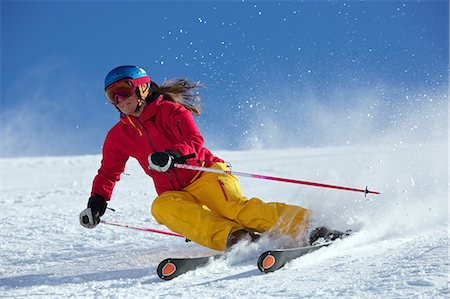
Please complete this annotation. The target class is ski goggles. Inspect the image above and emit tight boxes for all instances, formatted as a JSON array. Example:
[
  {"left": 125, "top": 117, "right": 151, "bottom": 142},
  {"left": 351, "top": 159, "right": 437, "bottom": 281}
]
[{"left": 105, "top": 77, "right": 149, "bottom": 105}]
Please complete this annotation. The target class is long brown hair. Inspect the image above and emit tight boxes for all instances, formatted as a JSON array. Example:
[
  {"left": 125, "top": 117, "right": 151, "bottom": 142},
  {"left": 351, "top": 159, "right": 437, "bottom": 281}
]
[{"left": 148, "top": 79, "right": 202, "bottom": 116}]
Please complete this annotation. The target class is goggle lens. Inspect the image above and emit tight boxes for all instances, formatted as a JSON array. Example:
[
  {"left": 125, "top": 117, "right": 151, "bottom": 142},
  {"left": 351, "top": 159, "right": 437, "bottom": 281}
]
[{"left": 105, "top": 80, "right": 135, "bottom": 105}]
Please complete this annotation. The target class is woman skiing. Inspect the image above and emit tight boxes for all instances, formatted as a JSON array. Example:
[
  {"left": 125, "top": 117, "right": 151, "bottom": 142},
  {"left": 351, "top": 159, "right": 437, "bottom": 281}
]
[{"left": 79, "top": 65, "right": 341, "bottom": 251}]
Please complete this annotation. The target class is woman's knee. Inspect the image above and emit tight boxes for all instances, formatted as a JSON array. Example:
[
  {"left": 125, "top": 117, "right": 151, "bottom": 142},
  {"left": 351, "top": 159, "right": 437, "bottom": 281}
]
[
  {"left": 151, "top": 196, "right": 164, "bottom": 218},
  {"left": 151, "top": 192, "right": 178, "bottom": 220},
  {"left": 151, "top": 191, "right": 196, "bottom": 220}
]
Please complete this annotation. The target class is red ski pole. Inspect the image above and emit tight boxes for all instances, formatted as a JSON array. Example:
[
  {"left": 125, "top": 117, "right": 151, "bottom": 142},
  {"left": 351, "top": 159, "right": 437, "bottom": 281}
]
[
  {"left": 174, "top": 163, "right": 380, "bottom": 196},
  {"left": 100, "top": 220, "right": 185, "bottom": 238}
]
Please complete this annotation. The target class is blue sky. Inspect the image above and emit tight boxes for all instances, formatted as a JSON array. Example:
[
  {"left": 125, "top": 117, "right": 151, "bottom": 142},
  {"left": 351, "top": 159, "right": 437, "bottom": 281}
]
[{"left": 1, "top": 0, "right": 448, "bottom": 157}]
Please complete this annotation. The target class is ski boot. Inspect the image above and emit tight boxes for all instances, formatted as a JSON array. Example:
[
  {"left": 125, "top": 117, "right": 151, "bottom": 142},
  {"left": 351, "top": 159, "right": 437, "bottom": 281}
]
[
  {"left": 226, "top": 229, "right": 261, "bottom": 250},
  {"left": 308, "top": 227, "right": 349, "bottom": 246}
]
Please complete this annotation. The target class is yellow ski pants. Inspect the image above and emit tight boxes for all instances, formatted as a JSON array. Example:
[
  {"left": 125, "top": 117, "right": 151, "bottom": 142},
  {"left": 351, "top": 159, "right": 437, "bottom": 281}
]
[{"left": 151, "top": 162, "right": 310, "bottom": 251}]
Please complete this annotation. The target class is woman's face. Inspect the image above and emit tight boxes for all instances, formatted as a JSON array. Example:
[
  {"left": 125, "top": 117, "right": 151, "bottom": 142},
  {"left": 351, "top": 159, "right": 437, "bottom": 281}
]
[{"left": 116, "top": 93, "right": 142, "bottom": 117}]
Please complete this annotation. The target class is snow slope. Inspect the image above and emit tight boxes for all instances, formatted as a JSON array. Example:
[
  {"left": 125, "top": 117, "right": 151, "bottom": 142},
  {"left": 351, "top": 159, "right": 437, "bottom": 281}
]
[{"left": 0, "top": 143, "right": 448, "bottom": 298}]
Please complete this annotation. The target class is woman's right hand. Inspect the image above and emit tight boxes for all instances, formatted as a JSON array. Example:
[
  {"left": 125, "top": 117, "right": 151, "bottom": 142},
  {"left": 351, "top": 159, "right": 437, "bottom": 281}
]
[{"left": 79, "top": 194, "right": 108, "bottom": 229}]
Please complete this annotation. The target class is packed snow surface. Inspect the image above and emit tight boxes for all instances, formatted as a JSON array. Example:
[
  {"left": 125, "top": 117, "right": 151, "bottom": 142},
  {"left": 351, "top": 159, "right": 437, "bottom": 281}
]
[{"left": 1, "top": 143, "right": 448, "bottom": 298}]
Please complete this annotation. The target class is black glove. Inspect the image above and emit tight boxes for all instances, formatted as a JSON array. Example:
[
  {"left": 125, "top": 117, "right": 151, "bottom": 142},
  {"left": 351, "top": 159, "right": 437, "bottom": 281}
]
[
  {"left": 79, "top": 194, "right": 108, "bottom": 229},
  {"left": 148, "top": 150, "right": 187, "bottom": 172}
]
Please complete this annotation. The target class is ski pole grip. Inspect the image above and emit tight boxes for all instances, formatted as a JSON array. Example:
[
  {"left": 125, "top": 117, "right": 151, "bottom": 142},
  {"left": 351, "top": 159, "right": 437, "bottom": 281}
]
[
  {"left": 174, "top": 153, "right": 196, "bottom": 164},
  {"left": 181, "top": 153, "right": 196, "bottom": 160}
]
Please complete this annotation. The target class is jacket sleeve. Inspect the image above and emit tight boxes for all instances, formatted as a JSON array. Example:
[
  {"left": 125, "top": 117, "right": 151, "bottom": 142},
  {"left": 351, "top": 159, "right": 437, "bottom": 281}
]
[
  {"left": 166, "top": 105, "right": 205, "bottom": 158},
  {"left": 91, "top": 128, "right": 129, "bottom": 200}
]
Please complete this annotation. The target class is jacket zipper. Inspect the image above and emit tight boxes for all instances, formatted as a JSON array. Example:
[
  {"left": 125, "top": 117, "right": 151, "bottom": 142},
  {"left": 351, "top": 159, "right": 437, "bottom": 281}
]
[
  {"left": 137, "top": 119, "right": 156, "bottom": 152},
  {"left": 166, "top": 171, "right": 176, "bottom": 190},
  {"left": 176, "top": 120, "right": 183, "bottom": 136},
  {"left": 138, "top": 119, "right": 176, "bottom": 190},
  {"left": 172, "top": 168, "right": 184, "bottom": 188}
]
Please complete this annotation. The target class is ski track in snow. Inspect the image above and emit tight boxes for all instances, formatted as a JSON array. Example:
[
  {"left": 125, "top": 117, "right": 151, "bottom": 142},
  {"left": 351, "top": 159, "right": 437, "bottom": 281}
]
[{"left": 0, "top": 143, "right": 448, "bottom": 298}]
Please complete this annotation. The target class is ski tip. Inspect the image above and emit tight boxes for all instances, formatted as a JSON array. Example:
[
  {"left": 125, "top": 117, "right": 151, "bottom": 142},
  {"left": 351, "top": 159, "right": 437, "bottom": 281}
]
[
  {"left": 157, "top": 259, "right": 177, "bottom": 280},
  {"left": 261, "top": 254, "right": 276, "bottom": 270},
  {"left": 162, "top": 261, "right": 177, "bottom": 277},
  {"left": 257, "top": 251, "right": 278, "bottom": 273}
]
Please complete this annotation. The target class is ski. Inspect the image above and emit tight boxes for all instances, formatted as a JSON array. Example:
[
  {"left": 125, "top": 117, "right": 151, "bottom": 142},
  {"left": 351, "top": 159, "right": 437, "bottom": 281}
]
[
  {"left": 158, "top": 231, "right": 352, "bottom": 279},
  {"left": 257, "top": 242, "right": 332, "bottom": 273},
  {"left": 157, "top": 254, "right": 222, "bottom": 280},
  {"left": 258, "top": 228, "right": 353, "bottom": 273}
]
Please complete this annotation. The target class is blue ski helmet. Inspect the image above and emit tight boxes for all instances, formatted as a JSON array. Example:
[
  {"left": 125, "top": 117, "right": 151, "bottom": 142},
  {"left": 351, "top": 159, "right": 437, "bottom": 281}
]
[{"left": 104, "top": 65, "right": 150, "bottom": 90}]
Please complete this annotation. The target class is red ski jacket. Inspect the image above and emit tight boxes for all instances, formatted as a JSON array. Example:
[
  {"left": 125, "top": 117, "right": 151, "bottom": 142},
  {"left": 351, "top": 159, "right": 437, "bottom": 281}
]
[{"left": 91, "top": 95, "right": 223, "bottom": 199}]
